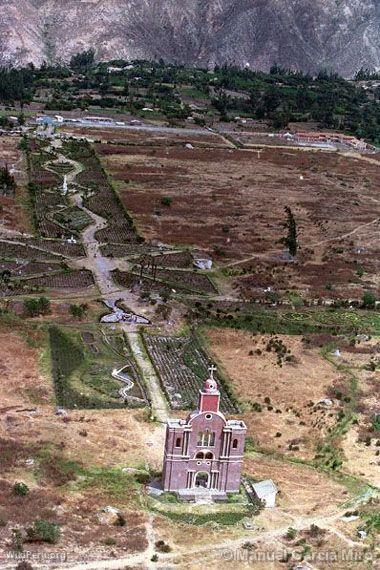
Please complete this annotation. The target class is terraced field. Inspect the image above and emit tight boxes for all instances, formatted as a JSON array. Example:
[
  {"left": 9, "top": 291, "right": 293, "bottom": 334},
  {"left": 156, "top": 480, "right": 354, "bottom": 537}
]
[{"left": 143, "top": 334, "right": 239, "bottom": 412}]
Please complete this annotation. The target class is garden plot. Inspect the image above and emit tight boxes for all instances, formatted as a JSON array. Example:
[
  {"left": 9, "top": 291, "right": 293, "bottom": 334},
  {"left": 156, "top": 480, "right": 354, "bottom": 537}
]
[
  {"left": 112, "top": 269, "right": 174, "bottom": 296},
  {"left": 34, "top": 186, "right": 73, "bottom": 238},
  {"left": 0, "top": 259, "right": 62, "bottom": 277},
  {"left": 53, "top": 205, "right": 93, "bottom": 232},
  {"left": 47, "top": 160, "right": 75, "bottom": 176},
  {"left": 112, "top": 267, "right": 215, "bottom": 296},
  {"left": 100, "top": 242, "right": 160, "bottom": 258},
  {"left": 0, "top": 240, "right": 58, "bottom": 261},
  {"left": 22, "top": 237, "right": 85, "bottom": 258},
  {"left": 155, "top": 251, "right": 194, "bottom": 268},
  {"left": 0, "top": 269, "right": 95, "bottom": 297},
  {"left": 25, "top": 269, "right": 94, "bottom": 290},
  {"left": 135, "top": 265, "right": 217, "bottom": 294},
  {"left": 50, "top": 326, "right": 147, "bottom": 409},
  {"left": 64, "top": 140, "right": 139, "bottom": 245},
  {"left": 99, "top": 142, "right": 380, "bottom": 300},
  {"left": 143, "top": 334, "right": 239, "bottom": 412},
  {"left": 0, "top": 238, "right": 85, "bottom": 261}
]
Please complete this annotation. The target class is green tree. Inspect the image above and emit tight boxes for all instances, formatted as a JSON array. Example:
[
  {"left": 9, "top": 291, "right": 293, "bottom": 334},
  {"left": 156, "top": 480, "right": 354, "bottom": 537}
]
[
  {"left": 13, "top": 482, "right": 29, "bottom": 496},
  {"left": 362, "top": 291, "right": 376, "bottom": 309},
  {"left": 23, "top": 297, "right": 51, "bottom": 317},
  {"left": 69, "top": 303, "right": 88, "bottom": 319},
  {"left": 26, "top": 520, "right": 60, "bottom": 544},
  {"left": 70, "top": 49, "right": 95, "bottom": 73},
  {"left": 279, "top": 206, "right": 298, "bottom": 257}
]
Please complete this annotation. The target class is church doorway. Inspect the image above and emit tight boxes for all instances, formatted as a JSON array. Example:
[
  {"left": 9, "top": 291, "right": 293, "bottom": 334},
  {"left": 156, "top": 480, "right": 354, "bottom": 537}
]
[{"left": 195, "top": 472, "right": 209, "bottom": 489}]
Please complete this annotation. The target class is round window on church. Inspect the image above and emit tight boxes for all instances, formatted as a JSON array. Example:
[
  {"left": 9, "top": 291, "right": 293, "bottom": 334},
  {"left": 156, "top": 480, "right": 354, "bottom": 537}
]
[
  {"left": 205, "top": 413, "right": 212, "bottom": 420},
  {"left": 206, "top": 461, "right": 211, "bottom": 466},
  {"left": 197, "top": 461, "right": 202, "bottom": 466}
]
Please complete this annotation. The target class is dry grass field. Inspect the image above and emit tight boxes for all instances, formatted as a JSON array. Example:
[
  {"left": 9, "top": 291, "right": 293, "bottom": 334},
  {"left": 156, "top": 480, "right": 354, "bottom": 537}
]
[
  {"left": 0, "top": 136, "right": 30, "bottom": 233},
  {"left": 0, "top": 322, "right": 160, "bottom": 565},
  {"left": 98, "top": 140, "right": 380, "bottom": 299},
  {"left": 205, "top": 327, "right": 380, "bottom": 486},
  {"left": 205, "top": 328, "right": 343, "bottom": 460},
  {"left": 61, "top": 125, "right": 230, "bottom": 147}
]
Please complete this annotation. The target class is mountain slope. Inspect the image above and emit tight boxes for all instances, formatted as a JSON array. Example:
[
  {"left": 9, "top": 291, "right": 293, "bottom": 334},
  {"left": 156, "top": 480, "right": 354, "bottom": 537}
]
[{"left": 0, "top": 0, "right": 379, "bottom": 76}]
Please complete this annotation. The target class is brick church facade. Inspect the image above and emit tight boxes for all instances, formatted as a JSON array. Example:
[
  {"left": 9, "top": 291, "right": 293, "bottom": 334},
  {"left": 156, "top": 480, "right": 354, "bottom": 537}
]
[{"left": 162, "top": 368, "right": 247, "bottom": 499}]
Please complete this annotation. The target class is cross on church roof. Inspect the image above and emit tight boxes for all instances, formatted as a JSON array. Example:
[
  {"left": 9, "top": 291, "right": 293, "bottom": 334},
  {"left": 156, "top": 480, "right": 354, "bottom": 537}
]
[{"left": 208, "top": 364, "right": 217, "bottom": 380}]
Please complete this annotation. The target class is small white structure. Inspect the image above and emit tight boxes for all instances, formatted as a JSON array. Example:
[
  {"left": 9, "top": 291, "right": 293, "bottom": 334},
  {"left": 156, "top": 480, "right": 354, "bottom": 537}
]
[
  {"left": 318, "top": 398, "right": 334, "bottom": 407},
  {"left": 251, "top": 479, "right": 278, "bottom": 508},
  {"left": 67, "top": 235, "right": 77, "bottom": 245},
  {"left": 62, "top": 175, "right": 68, "bottom": 196},
  {"left": 193, "top": 255, "right": 213, "bottom": 270}
]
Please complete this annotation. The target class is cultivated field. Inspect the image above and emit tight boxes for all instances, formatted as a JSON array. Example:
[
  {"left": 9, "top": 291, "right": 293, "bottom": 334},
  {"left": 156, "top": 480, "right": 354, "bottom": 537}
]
[
  {"left": 98, "top": 141, "right": 380, "bottom": 300},
  {"left": 0, "top": 136, "right": 30, "bottom": 232},
  {"left": 60, "top": 125, "right": 230, "bottom": 147}
]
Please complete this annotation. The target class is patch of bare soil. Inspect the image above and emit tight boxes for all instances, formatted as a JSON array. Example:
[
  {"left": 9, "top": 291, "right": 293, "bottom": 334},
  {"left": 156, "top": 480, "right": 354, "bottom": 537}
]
[
  {"left": 0, "top": 325, "right": 162, "bottom": 565},
  {"left": 98, "top": 143, "right": 380, "bottom": 299},
  {"left": 205, "top": 328, "right": 344, "bottom": 460},
  {"left": 61, "top": 125, "right": 228, "bottom": 147},
  {"left": 0, "top": 136, "right": 31, "bottom": 233},
  {"left": 246, "top": 453, "right": 349, "bottom": 517}
]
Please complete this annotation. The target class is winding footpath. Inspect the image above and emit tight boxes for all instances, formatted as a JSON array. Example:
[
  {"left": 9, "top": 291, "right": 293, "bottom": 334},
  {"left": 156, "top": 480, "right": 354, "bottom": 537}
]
[{"left": 55, "top": 147, "right": 169, "bottom": 422}]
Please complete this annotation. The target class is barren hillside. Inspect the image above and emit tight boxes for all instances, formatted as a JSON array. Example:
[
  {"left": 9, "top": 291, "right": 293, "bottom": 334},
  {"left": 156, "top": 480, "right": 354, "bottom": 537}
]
[{"left": 0, "top": 0, "right": 379, "bottom": 75}]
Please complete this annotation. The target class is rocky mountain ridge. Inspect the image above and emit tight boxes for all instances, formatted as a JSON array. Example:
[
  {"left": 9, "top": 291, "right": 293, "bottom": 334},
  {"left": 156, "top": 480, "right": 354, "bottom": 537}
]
[{"left": 0, "top": 0, "right": 379, "bottom": 76}]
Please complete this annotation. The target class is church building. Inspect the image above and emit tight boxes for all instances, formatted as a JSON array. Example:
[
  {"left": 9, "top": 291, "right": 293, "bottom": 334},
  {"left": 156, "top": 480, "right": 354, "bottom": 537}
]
[{"left": 162, "top": 367, "right": 247, "bottom": 500}]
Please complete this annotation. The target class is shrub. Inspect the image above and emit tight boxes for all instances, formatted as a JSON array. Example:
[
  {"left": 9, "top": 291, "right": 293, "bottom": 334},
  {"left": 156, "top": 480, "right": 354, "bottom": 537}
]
[
  {"left": 103, "top": 537, "right": 117, "bottom": 546},
  {"left": 16, "top": 563, "right": 34, "bottom": 570},
  {"left": 372, "top": 415, "right": 380, "bottom": 432},
  {"left": 11, "top": 529, "right": 24, "bottom": 552},
  {"left": 13, "top": 482, "right": 29, "bottom": 497},
  {"left": 155, "top": 540, "right": 171, "bottom": 553},
  {"left": 134, "top": 472, "right": 150, "bottom": 485},
  {"left": 285, "top": 527, "right": 297, "bottom": 540},
  {"left": 116, "top": 513, "right": 126, "bottom": 527},
  {"left": 160, "top": 196, "right": 172, "bottom": 207},
  {"left": 26, "top": 520, "right": 60, "bottom": 544},
  {"left": 362, "top": 291, "right": 376, "bottom": 309},
  {"left": 69, "top": 303, "right": 88, "bottom": 319},
  {"left": 23, "top": 297, "right": 51, "bottom": 317}
]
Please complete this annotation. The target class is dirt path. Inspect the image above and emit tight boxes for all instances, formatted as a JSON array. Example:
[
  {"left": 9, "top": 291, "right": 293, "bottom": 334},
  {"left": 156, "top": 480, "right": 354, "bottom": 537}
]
[
  {"left": 125, "top": 331, "right": 169, "bottom": 423},
  {"left": 47, "top": 146, "right": 171, "bottom": 425}
]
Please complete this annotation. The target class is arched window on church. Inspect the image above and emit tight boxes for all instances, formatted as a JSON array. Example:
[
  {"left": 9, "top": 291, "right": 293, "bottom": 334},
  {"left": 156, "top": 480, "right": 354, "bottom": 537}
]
[
  {"left": 232, "top": 438, "right": 238, "bottom": 449},
  {"left": 197, "top": 430, "right": 216, "bottom": 447},
  {"left": 175, "top": 437, "right": 182, "bottom": 448},
  {"left": 195, "top": 451, "right": 204, "bottom": 459},
  {"left": 205, "top": 451, "right": 213, "bottom": 460}
]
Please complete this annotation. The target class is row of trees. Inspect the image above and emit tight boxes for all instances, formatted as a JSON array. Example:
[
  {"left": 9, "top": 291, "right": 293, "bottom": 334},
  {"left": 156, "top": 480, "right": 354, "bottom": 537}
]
[{"left": 0, "top": 54, "right": 379, "bottom": 140}]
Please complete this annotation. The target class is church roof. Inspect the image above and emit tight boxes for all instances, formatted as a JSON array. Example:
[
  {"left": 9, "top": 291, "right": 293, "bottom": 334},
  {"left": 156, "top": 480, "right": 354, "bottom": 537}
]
[
  {"left": 251, "top": 479, "right": 278, "bottom": 498},
  {"left": 226, "top": 419, "right": 247, "bottom": 430},
  {"left": 167, "top": 418, "right": 186, "bottom": 428}
]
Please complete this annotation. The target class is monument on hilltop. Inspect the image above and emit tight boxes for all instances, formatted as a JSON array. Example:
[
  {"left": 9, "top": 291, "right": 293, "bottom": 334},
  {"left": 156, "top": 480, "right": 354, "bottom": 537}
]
[{"left": 162, "top": 366, "right": 247, "bottom": 500}]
